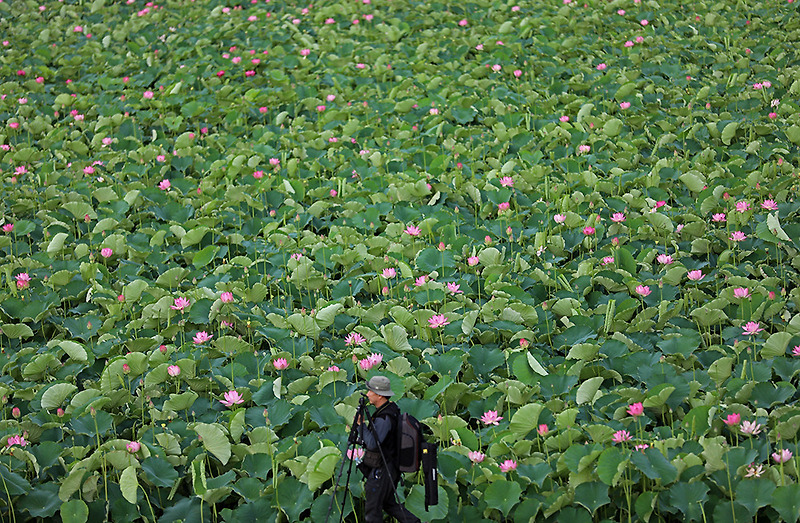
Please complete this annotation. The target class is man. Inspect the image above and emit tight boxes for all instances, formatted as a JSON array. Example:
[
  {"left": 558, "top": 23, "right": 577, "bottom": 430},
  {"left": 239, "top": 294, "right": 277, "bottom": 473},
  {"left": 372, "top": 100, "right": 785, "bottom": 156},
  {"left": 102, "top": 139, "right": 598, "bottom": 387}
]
[{"left": 356, "top": 376, "right": 421, "bottom": 523}]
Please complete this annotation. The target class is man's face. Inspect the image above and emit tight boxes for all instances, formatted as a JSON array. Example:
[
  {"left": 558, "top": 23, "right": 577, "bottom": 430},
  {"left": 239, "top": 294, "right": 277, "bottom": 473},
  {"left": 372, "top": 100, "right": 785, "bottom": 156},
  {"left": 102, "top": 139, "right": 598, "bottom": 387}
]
[{"left": 366, "top": 390, "right": 383, "bottom": 406}]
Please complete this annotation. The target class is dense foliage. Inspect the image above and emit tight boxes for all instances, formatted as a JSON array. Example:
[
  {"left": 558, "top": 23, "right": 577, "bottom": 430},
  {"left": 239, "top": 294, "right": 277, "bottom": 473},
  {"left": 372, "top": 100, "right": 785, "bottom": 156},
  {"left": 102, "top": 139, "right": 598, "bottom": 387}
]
[{"left": 1, "top": 0, "right": 800, "bottom": 521}]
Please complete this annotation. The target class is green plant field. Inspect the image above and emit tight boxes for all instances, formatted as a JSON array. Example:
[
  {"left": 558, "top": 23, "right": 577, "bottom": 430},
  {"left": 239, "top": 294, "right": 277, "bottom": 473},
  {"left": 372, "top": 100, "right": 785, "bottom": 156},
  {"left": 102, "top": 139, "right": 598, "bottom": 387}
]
[{"left": 1, "top": 0, "right": 800, "bottom": 521}]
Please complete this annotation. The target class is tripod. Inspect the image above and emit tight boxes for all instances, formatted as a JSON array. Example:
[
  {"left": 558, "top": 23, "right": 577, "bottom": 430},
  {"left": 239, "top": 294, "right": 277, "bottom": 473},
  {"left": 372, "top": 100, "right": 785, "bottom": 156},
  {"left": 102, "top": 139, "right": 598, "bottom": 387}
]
[{"left": 325, "top": 394, "right": 407, "bottom": 523}]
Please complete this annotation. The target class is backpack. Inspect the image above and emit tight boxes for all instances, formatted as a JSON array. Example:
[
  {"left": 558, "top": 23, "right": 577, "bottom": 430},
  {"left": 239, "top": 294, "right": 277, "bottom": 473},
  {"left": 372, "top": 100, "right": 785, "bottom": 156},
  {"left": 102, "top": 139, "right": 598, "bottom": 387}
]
[
  {"left": 397, "top": 411, "right": 439, "bottom": 509},
  {"left": 396, "top": 412, "right": 423, "bottom": 472}
]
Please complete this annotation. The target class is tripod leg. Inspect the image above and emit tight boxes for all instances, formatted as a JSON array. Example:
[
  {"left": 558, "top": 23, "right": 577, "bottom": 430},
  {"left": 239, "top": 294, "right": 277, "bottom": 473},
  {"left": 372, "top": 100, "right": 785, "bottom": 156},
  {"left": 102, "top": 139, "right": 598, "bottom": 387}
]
[
  {"left": 325, "top": 440, "right": 356, "bottom": 523},
  {"left": 326, "top": 402, "right": 366, "bottom": 523},
  {"left": 338, "top": 446, "right": 357, "bottom": 523}
]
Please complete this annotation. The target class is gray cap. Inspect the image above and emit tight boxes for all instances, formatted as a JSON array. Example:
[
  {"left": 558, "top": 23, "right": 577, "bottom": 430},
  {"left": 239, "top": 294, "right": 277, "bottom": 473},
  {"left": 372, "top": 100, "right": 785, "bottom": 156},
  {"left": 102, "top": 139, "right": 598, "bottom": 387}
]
[{"left": 366, "top": 376, "right": 394, "bottom": 397}]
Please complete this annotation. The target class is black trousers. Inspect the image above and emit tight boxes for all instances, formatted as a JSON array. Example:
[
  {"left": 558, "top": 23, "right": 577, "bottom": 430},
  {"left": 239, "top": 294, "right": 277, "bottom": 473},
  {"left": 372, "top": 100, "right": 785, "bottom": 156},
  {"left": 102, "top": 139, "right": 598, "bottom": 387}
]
[{"left": 363, "top": 466, "right": 421, "bottom": 523}]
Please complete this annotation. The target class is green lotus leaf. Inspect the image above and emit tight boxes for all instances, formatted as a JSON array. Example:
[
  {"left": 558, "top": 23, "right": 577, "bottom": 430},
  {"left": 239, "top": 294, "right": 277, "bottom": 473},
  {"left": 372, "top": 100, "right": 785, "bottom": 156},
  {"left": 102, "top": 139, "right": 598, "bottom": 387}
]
[
  {"left": 1, "top": 323, "right": 34, "bottom": 339},
  {"left": 508, "top": 403, "right": 545, "bottom": 439},
  {"left": 60, "top": 499, "right": 89, "bottom": 523},
  {"left": 119, "top": 466, "right": 139, "bottom": 504},
  {"left": 193, "top": 423, "right": 231, "bottom": 465},
  {"left": 41, "top": 383, "right": 78, "bottom": 410},
  {"left": 483, "top": 479, "right": 522, "bottom": 517},
  {"left": 300, "top": 446, "right": 340, "bottom": 491}
]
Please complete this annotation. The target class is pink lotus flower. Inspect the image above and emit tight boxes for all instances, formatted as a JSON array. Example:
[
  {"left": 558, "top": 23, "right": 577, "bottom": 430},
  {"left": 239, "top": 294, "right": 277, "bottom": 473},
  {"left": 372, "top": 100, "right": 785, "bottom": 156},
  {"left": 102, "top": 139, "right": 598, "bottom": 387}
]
[
  {"left": 347, "top": 448, "right": 365, "bottom": 460},
  {"left": 723, "top": 413, "right": 741, "bottom": 426},
  {"left": 359, "top": 353, "right": 382, "bottom": 370},
  {"left": 381, "top": 267, "right": 396, "bottom": 279},
  {"left": 428, "top": 314, "right": 450, "bottom": 329},
  {"left": 656, "top": 254, "right": 673, "bottom": 265},
  {"left": 158, "top": 179, "right": 171, "bottom": 190},
  {"left": 733, "top": 287, "right": 750, "bottom": 299},
  {"left": 730, "top": 231, "right": 747, "bottom": 242},
  {"left": 596, "top": 63, "right": 607, "bottom": 70},
  {"left": 345, "top": 332, "right": 366, "bottom": 346},
  {"left": 640, "top": 19, "right": 649, "bottom": 25},
  {"left": 220, "top": 292, "right": 234, "bottom": 303},
  {"left": 619, "top": 101, "right": 631, "bottom": 109},
  {"left": 328, "top": 365, "right": 340, "bottom": 372},
  {"left": 744, "top": 463, "right": 764, "bottom": 478},
  {"left": 166, "top": 298, "right": 190, "bottom": 314},
  {"left": 480, "top": 410, "right": 503, "bottom": 426},
  {"left": 498, "top": 202, "right": 510, "bottom": 212},
  {"left": 626, "top": 402, "right": 644, "bottom": 417},
  {"left": 635, "top": 285, "right": 651, "bottom": 297},
  {"left": 712, "top": 213, "right": 726, "bottom": 222},
  {"left": 537, "top": 424, "right": 549, "bottom": 436},
  {"left": 742, "top": 322, "right": 763, "bottom": 335},
  {"left": 793, "top": 345, "right": 800, "bottom": 357},
  {"left": 740, "top": 420, "right": 762, "bottom": 435},
  {"left": 553, "top": 214, "right": 566, "bottom": 224},
  {"left": 193, "top": 331, "right": 212, "bottom": 344},
  {"left": 15, "top": 273, "right": 31, "bottom": 289},
  {"left": 735, "top": 201, "right": 751, "bottom": 213},
  {"left": 467, "top": 256, "right": 480, "bottom": 266},
  {"left": 610, "top": 212, "right": 626, "bottom": 223},
  {"left": 624, "top": 40, "right": 634, "bottom": 48},
  {"left": 468, "top": 451, "right": 485, "bottom": 463},
  {"left": 2, "top": 223, "right": 13, "bottom": 233},
  {"left": 601, "top": 256, "right": 614, "bottom": 265},
  {"left": 499, "top": 176, "right": 514, "bottom": 187},
  {"left": 772, "top": 449, "right": 792, "bottom": 464},
  {"left": 612, "top": 430, "right": 632, "bottom": 443},
  {"left": 143, "top": 90, "right": 154, "bottom": 99},
  {"left": 578, "top": 144, "right": 591, "bottom": 154},
  {"left": 687, "top": 270, "right": 703, "bottom": 281},
  {"left": 100, "top": 248, "right": 113, "bottom": 258},
  {"left": 499, "top": 459, "right": 517, "bottom": 473},
  {"left": 761, "top": 199, "right": 778, "bottom": 211},
  {"left": 273, "top": 358, "right": 288, "bottom": 370},
  {"left": 269, "top": 158, "right": 280, "bottom": 167},
  {"left": 404, "top": 225, "right": 420, "bottom": 236},
  {"left": 126, "top": 441, "right": 141, "bottom": 453},
  {"left": 253, "top": 170, "right": 264, "bottom": 179},
  {"left": 167, "top": 365, "right": 181, "bottom": 377},
  {"left": 221, "top": 390, "right": 244, "bottom": 408},
  {"left": 559, "top": 115, "right": 570, "bottom": 122},
  {"left": 6, "top": 435, "right": 27, "bottom": 448},
  {"left": 447, "top": 282, "right": 463, "bottom": 294},
  {"left": 414, "top": 275, "right": 427, "bottom": 286},
  {"left": 582, "top": 226, "right": 595, "bottom": 236}
]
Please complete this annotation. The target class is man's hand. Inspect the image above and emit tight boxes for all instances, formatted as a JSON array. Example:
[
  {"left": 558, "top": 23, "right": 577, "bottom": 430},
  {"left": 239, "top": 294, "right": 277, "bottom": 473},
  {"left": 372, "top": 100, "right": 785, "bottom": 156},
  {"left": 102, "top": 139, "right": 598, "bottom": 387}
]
[{"left": 355, "top": 413, "right": 363, "bottom": 425}]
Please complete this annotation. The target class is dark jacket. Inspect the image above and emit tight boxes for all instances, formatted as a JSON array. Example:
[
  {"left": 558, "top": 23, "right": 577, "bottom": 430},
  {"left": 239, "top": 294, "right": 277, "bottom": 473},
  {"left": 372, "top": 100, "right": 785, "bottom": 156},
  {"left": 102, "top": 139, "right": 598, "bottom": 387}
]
[{"left": 359, "top": 401, "right": 400, "bottom": 468}]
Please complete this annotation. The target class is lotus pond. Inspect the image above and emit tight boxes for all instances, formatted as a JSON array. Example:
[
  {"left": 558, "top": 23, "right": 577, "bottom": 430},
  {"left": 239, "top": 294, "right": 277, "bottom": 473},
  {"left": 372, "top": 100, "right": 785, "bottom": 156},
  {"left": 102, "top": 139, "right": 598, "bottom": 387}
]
[{"left": 1, "top": 0, "right": 800, "bottom": 521}]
